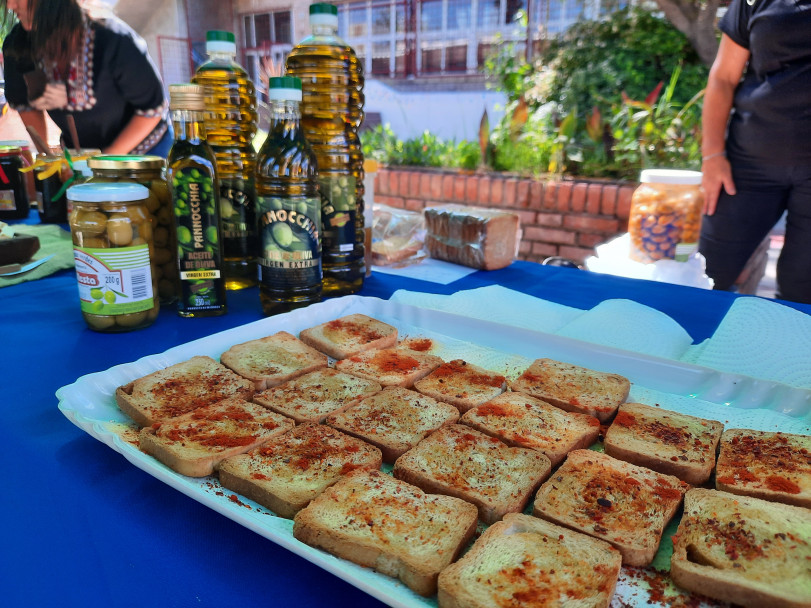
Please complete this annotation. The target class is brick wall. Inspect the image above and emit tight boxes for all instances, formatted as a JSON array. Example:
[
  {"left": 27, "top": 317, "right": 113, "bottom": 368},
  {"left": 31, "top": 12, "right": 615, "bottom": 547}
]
[{"left": 373, "top": 166, "right": 768, "bottom": 294}]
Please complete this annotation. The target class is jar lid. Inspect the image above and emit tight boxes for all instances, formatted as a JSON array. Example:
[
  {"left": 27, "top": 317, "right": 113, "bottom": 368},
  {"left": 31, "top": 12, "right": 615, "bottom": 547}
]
[
  {"left": 0, "top": 145, "right": 22, "bottom": 155},
  {"left": 88, "top": 155, "right": 166, "bottom": 170},
  {"left": 310, "top": 2, "right": 338, "bottom": 27},
  {"left": 169, "top": 84, "right": 206, "bottom": 111},
  {"left": 268, "top": 76, "right": 303, "bottom": 101},
  {"left": 67, "top": 183, "right": 149, "bottom": 203},
  {"left": 206, "top": 30, "right": 236, "bottom": 54},
  {"left": 639, "top": 169, "right": 702, "bottom": 185}
]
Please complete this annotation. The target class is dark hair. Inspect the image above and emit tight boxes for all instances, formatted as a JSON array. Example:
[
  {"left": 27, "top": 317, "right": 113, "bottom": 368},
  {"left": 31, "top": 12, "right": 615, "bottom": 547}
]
[{"left": 2, "top": 0, "right": 83, "bottom": 62}]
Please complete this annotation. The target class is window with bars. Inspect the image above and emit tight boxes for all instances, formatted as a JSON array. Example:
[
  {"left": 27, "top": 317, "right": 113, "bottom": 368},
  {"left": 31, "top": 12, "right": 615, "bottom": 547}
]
[{"left": 242, "top": 10, "right": 293, "bottom": 48}]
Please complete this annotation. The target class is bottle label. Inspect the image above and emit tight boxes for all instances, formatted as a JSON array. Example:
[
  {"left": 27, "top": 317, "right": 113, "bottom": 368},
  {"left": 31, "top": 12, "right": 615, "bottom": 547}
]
[
  {"left": 219, "top": 179, "right": 256, "bottom": 244},
  {"left": 172, "top": 167, "right": 226, "bottom": 311},
  {"left": 74, "top": 245, "right": 154, "bottom": 315},
  {"left": 319, "top": 176, "right": 357, "bottom": 253},
  {"left": 0, "top": 190, "right": 16, "bottom": 210},
  {"left": 257, "top": 196, "right": 321, "bottom": 287}
]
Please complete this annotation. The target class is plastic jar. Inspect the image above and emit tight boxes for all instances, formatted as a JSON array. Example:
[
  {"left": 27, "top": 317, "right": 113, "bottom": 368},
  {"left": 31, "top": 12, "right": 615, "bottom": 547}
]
[
  {"left": 0, "top": 145, "right": 31, "bottom": 220},
  {"left": 628, "top": 169, "right": 704, "bottom": 263},
  {"left": 68, "top": 183, "right": 160, "bottom": 332},
  {"left": 88, "top": 155, "right": 178, "bottom": 303}
]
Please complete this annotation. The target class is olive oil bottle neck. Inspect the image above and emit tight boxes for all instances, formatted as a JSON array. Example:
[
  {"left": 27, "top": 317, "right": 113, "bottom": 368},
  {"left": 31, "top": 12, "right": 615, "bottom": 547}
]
[
  {"left": 312, "top": 23, "right": 338, "bottom": 36},
  {"left": 269, "top": 100, "right": 302, "bottom": 136},
  {"left": 171, "top": 109, "right": 208, "bottom": 143}
]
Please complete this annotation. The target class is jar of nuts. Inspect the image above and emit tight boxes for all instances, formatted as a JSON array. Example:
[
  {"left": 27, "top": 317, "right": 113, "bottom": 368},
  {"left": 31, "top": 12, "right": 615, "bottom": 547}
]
[
  {"left": 628, "top": 169, "right": 704, "bottom": 263},
  {"left": 87, "top": 155, "right": 177, "bottom": 303},
  {"left": 68, "top": 183, "right": 160, "bottom": 332}
]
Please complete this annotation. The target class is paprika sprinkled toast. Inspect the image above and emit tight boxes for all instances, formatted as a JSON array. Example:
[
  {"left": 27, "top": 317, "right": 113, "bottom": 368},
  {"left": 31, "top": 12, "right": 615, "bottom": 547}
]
[
  {"left": 218, "top": 423, "right": 382, "bottom": 518},
  {"left": 298, "top": 313, "right": 398, "bottom": 359},
  {"left": 325, "top": 386, "right": 460, "bottom": 463},
  {"left": 460, "top": 391, "right": 601, "bottom": 466},
  {"left": 393, "top": 424, "right": 551, "bottom": 524},
  {"left": 604, "top": 402, "right": 724, "bottom": 485},
  {"left": 335, "top": 346, "right": 444, "bottom": 387},
  {"left": 670, "top": 488, "right": 811, "bottom": 608},
  {"left": 138, "top": 397, "right": 293, "bottom": 477},
  {"left": 252, "top": 367, "right": 382, "bottom": 424},
  {"left": 413, "top": 359, "right": 507, "bottom": 413},
  {"left": 511, "top": 358, "right": 630, "bottom": 422},
  {"left": 437, "top": 513, "right": 622, "bottom": 608},
  {"left": 115, "top": 356, "right": 255, "bottom": 427},
  {"left": 293, "top": 469, "right": 479, "bottom": 597},
  {"left": 715, "top": 428, "right": 811, "bottom": 509},
  {"left": 219, "top": 330, "right": 328, "bottom": 391},
  {"left": 532, "top": 449, "right": 689, "bottom": 566}
]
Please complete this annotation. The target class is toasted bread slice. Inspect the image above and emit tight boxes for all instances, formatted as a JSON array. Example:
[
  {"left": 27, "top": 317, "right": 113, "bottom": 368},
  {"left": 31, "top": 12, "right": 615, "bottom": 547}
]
[
  {"left": 115, "top": 356, "right": 255, "bottom": 427},
  {"left": 715, "top": 428, "right": 811, "bottom": 509},
  {"left": 438, "top": 513, "right": 622, "bottom": 608},
  {"left": 252, "top": 367, "right": 382, "bottom": 424},
  {"left": 218, "top": 423, "right": 382, "bottom": 518},
  {"left": 604, "top": 402, "right": 723, "bottom": 485},
  {"left": 298, "top": 313, "right": 398, "bottom": 359},
  {"left": 219, "top": 331, "right": 328, "bottom": 391},
  {"left": 413, "top": 359, "right": 507, "bottom": 413},
  {"left": 293, "top": 469, "right": 478, "bottom": 597},
  {"left": 533, "top": 449, "right": 689, "bottom": 566},
  {"left": 671, "top": 488, "right": 811, "bottom": 608},
  {"left": 335, "top": 346, "right": 444, "bottom": 388},
  {"left": 460, "top": 391, "right": 601, "bottom": 466},
  {"left": 510, "top": 358, "right": 630, "bottom": 422},
  {"left": 393, "top": 424, "right": 551, "bottom": 524},
  {"left": 138, "top": 397, "right": 293, "bottom": 477},
  {"left": 325, "top": 386, "right": 460, "bottom": 462}
]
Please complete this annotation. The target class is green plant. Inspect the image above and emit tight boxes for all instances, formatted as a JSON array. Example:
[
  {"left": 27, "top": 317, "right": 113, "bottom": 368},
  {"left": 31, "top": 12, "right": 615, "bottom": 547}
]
[{"left": 360, "top": 125, "right": 480, "bottom": 171}]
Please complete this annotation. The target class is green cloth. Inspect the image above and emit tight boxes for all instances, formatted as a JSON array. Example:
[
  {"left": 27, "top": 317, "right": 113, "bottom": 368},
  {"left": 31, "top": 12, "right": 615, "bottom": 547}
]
[{"left": 0, "top": 224, "right": 75, "bottom": 287}]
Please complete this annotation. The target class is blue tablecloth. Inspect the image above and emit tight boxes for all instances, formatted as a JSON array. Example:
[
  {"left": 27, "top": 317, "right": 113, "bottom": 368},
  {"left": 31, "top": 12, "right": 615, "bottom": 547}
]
[{"left": 3, "top": 237, "right": 810, "bottom": 607}]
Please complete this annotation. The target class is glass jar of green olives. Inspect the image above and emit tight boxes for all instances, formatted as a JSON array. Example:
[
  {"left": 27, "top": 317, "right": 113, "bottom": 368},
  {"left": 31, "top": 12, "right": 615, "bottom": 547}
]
[
  {"left": 68, "top": 183, "right": 160, "bottom": 333},
  {"left": 87, "top": 155, "right": 178, "bottom": 303}
]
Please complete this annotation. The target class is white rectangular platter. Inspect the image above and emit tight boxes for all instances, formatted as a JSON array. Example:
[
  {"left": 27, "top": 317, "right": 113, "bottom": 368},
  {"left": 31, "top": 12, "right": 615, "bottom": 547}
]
[{"left": 57, "top": 295, "right": 811, "bottom": 608}]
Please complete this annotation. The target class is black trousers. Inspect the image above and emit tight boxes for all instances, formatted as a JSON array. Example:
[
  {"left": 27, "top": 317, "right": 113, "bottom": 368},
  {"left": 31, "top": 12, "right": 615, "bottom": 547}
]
[{"left": 699, "top": 157, "right": 811, "bottom": 304}]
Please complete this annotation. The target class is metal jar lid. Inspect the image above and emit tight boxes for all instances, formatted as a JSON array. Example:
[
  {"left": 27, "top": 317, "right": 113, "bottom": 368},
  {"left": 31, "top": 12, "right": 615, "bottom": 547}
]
[{"left": 88, "top": 155, "right": 166, "bottom": 171}]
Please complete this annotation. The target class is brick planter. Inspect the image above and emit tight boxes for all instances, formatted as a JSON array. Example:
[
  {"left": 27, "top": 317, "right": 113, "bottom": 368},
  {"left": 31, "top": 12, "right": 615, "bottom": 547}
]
[{"left": 373, "top": 166, "right": 768, "bottom": 294}]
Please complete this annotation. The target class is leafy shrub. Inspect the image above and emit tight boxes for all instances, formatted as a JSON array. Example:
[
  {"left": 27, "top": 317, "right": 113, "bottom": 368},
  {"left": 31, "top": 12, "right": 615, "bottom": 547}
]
[{"left": 361, "top": 125, "right": 480, "bottom": 171}]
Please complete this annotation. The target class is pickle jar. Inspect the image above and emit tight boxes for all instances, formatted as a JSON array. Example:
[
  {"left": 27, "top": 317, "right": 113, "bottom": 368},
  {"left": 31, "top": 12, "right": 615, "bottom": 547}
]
[
  {"left": 87, "top": 155, "right": 178, "bottom": 303},
  {"left": 628, "top": 169, "right": 704, "bottom": 263},
  {"left": 68, "top": 183, "right": 160, "bottom": 333}
]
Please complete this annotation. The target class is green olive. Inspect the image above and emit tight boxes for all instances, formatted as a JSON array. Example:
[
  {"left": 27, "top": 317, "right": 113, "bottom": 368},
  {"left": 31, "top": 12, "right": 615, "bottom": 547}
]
[
  {"left": 79, "top": 235, "right": 108, "bottom": 248},
  {"left": 153, "top": 226, "right": 169, "bottom": 247},
  {"left": 115, "top": 310, "right": 148, "bottom": 328},
  {"left": 90, "top": 288, "right": 103, "bottom": 300},
  {"left": 296, "top": 201, "right": 309, "bottom": 215},
  {"left": 144, "top": 191, "right": 161, "bottom": 213},
  {"left": 177, "top": 225, "right": 192, "bottom": 244},
  {"left": 83, "top": 312, "right": 116, "bottom": 330},
  {"left": 271, "top": 222, "right": 294, "bottom": 247},
  {"left": 107, "top": 214, "right": 133, "bottom": 246},
  {"left": 72, "top": 210, "right": 107, "bottom": 235},
  {"left": 152, "top": 247, "right": 172, "bottom": 265},
  {"left": 104, "top": 291, "right": 116, "bottom": 304},
  {"left": 220, "top": 198, "right": 235, "bottom": 218},
  {"left": 205, "top": 226, "right": 218, "bottom": 244},
  {"left": 91, "top": 300, "right": 105, "bottom": 313},
  {"left": 158, "top": 279, "right": 176, "bottom": 300},
  {"left": 146, "top": 302, "right": 160, "bottom": 321},
  {"left": 162, "top": 261, "right": 176, "bottom": 277},
  {"left": 267, "top": 197, "right": 283, "bottom": 211},
  {"left": 136, "top": 220, "right": 153, "bottom": 242},
  {"left": 156, "top": 206, "right": 173, "bottom": 226}
]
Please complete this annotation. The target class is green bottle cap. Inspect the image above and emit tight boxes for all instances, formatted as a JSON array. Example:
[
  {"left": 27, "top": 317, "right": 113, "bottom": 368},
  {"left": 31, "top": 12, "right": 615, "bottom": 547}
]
[
  {"left": 206, "top": 30, "right": 235, "bottom": 43},
  {"left": 206, "top": 30, "right": 236, "bottom": 54},
  {"left": 268, "top": 77, "right": 303, "bottom": 102},
  {"left": 309, "top": 3, "right": 338, "bottom": 16}
]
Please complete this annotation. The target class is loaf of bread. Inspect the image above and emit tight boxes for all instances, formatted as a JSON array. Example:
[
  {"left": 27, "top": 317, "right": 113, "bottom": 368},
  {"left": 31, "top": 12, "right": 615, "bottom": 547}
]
[
  {"left": 393, "top": 424, "right": 551, "bottom": 524},
  {"left": 671, "top": 488, "right": 811, "bottom": 608},
  {"left": 293, "top": 469, "right": 479, "bottom": 597},
  {"left": 437, "top": 513, "right": 622, "bottom": 608},
  {"left": 423, "top": 204, "right": 519, "bottom": 270}
]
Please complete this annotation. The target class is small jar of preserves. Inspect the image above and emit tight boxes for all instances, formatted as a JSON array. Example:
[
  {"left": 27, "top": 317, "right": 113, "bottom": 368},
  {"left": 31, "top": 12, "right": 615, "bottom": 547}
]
[
  {"left": 35, "top": 154, "right": 68, "bottom": 223},
  {"left": 628, "top": 169, "right": 704, "bottom": 263},
  {"left": 68, "top": 183, "right": 160, "bottom": 332},
  {"left": 0, "top": 145, "right": 31, "bottom": 220},
  {"left": 88, "top": 155, "right": 178, "bottom": 303}
]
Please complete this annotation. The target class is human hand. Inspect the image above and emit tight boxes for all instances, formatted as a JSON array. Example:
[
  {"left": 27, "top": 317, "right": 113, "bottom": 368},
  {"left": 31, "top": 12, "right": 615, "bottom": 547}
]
[
  {"left": 701, "top": 155, "right": 736, "bottom": 216},
  {"left": 29, "top": 83, "right": 68, "bottom": 111}
]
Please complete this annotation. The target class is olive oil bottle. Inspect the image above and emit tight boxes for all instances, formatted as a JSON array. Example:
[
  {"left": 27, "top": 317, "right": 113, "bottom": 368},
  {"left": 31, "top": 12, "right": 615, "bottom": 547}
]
[
  {"left": 285, "top": 2, "right": 365, "bottom": 296},
  {"left": 193, "top": 30, "right": 258, "bottom": 291},
  {"left": 255, "top": 77, "right": 322, "bottom": 315},
  {"left": 167, "top": 84, "right": 227, "bottom": 317}
]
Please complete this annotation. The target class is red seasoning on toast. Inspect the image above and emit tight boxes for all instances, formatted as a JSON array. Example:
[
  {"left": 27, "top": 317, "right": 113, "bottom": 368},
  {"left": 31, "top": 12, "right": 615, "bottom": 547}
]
[
  {"left": 413, "top": 359, "right": 507, "bottom": 413},
  {"left": 335, "top": 346, "right": 444, "bottom": 387},
  {"left": 298, "top": 313, "right": 398, "bottom": 359}
]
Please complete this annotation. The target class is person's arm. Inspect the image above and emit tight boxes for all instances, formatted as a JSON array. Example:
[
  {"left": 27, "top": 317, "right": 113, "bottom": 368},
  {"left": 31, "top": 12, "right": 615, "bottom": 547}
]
[
  {"left": 102, "top": 114, "right": 162, "bottom": 154},
  {"left": 701, "top": 34, "right": 750, "bottom": 216},
  {"left": 18, "top": 109, "right": 53, "bottom": 152}
]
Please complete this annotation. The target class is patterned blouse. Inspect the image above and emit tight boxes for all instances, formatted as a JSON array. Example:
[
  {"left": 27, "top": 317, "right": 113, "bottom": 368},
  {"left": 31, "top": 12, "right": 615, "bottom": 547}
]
[{"left": 3, "top": 14, "right": 169, "bottom": 154}]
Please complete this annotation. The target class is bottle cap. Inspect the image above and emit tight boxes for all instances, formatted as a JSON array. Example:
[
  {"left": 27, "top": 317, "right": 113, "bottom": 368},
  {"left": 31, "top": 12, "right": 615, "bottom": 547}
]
[
  {"left": 309, "top": 3, "right": 339, "bottom": 27},
  {"left": 206, "top": 30, "right": 236, "bottom": 54},
  {"left": 639, "top": 169, "right": 702, "bottom": 185},
  {"left": 268, "top": 76, "right": 303, "bottom": 102},
  {"left": 88, "top": 155, "right": 166, "bottom": 171},
  {"left": 169, "top": 83, "right": 206, "bottom": 111},
  {"left": 67, "top": 182, "right": 149, "bottom": 203}
]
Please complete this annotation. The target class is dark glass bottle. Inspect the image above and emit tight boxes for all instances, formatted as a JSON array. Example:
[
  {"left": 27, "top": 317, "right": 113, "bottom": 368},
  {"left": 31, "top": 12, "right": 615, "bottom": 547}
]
[
  {"left": 286, "top": 2, "right": 365, "bottom": 296},
  {"left": 167, "top": 83, "right": 227, "bottom": 317},
  {"left": 255, "top": 76, "right": 322, "bottom": 315},
  {"left": 193, "top": 30, "right": 259, "bottom": 291}
]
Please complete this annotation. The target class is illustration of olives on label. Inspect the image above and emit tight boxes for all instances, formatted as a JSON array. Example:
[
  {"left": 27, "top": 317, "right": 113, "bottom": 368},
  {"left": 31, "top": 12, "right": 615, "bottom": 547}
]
[{"left": 272, "top": 222, "right": 294, "bottom": 248}]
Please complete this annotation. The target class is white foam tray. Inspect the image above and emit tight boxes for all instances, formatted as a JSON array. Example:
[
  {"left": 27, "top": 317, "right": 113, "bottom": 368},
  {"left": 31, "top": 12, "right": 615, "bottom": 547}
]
[{"left": 57, "top": 295, "right": 811, "bottom": 607}]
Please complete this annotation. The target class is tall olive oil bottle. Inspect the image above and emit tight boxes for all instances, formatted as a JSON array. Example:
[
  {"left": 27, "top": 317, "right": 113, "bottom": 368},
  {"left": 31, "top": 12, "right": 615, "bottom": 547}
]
[
  {"left": 193, "top": 30, "right": 258, "bottom": 291},
  {"left": 255, "top": 77, "right": 322, "bottom": 315},
  {"left": 167, "top": 84, "right": 227, "bottom": 317},
  {"left": 285, "top": 2, "right": 365, "bottom": 296}
]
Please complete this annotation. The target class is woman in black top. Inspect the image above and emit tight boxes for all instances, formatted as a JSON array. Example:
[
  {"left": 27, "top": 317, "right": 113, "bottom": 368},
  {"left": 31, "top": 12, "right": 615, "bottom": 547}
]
[
  {"left": 2, "top": 0, "right": 172, "bottom": 156},
  {"left": 700, "top": 0, "right": 811, "bottom": 303}
]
